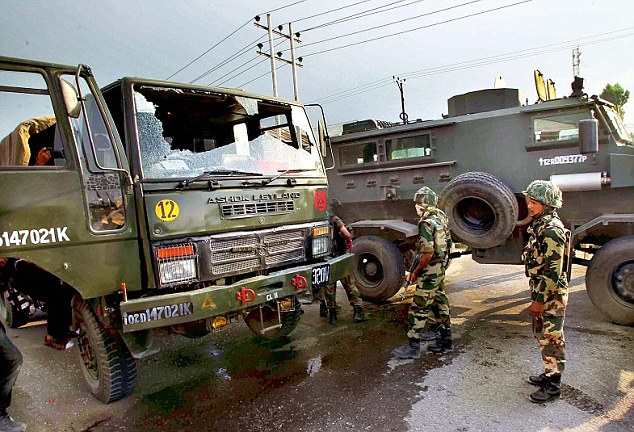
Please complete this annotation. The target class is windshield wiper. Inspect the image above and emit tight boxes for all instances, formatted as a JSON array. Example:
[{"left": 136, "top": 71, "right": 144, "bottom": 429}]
[
  {"left": 178, "top": 169, "right": 263, "bottom": 188},
  {"left": 261, "top": 168, "right": 315, "bottom": 186}
]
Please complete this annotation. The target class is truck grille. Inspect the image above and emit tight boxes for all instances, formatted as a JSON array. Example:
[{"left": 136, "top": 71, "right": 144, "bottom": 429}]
[
  {"left": 220, "top": 200, "right": 295, "bottom": 219},
  {"left": 207, "top": 227, "right": 306, "bottom": 277}
]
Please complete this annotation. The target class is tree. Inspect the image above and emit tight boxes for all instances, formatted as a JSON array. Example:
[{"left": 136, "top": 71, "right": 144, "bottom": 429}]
[{"left": 600, "top": 83, "right": 630, "bottom": 118}]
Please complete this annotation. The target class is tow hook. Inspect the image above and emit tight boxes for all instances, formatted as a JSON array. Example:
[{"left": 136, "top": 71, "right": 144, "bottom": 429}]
[
  {"left": 291, "top": 274, "right": 307, "bottom": 291},
  {"left": 236, "top": 287, "right": 256, "bottom": 305}
]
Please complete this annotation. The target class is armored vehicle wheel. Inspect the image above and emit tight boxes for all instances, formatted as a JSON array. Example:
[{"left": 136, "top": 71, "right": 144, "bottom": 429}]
[
  {"left": 73, "top": 298, "right": 137, "bottom": 403},
  {"left": 439, "top": 172, "right": 518, "bottom": 249},
  {"left": 2, "top": 286, "right": 31, "bottom": 329},
  {"left": 586, "top": 236, "right": 634, "bottom": 325},
  {"left": 353, "top": 235, "right": 405, "bottom": 302},
  {"left": 244, "top": 296, "right": 302, "bottom": 338}
]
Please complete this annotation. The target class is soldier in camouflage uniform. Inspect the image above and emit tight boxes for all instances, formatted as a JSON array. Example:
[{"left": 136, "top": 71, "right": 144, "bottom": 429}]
[
  {"left": 523, "top": 180, "right": 569, "bottom": 403},
  {"left": 321, "top": 213, "right": 369, "bottom": 325},
  {"left": 393, "top": 187, "right": 453, "bottom": 359}
]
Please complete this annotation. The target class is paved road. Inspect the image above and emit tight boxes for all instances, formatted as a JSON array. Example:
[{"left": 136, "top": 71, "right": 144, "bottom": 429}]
[{"left": 6, "top": 259, "right": 634, "bottom": 431}]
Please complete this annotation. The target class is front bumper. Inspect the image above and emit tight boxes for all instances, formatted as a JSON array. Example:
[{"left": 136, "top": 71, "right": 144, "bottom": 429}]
[{"left": 120, "top": 253, "right": 352, "bottom": 332}]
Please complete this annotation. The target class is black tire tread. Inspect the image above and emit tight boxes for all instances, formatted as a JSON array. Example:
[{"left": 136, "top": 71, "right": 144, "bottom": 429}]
[
  {"left": 75, "top": 299, "right": 137, "bottom": 403},
  {"left": 586, "top": 236, "right": 634, "bottom": 325},
  {"left": 439, "top": 171, "right": 518, "bottom": 248},
  {"left": 3, "top": 286, "right": 31, "bottom": 329},
  {"left": 353, "top": 235, "right": 405, "bottom": 303}
]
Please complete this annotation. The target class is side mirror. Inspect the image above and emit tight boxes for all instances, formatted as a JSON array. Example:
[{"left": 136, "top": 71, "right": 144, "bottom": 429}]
[
  {"left": 60, "top": 78, "right": 81, "bottom": 119},
  {"left": 579, "top": 118, "right": 598, "bottom": 154}
]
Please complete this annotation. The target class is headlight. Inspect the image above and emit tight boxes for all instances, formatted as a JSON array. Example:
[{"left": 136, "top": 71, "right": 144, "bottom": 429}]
[
  {"left": 155, "top": 243, "right": 198, "bottom": 286},
  {"left": 159, "top": 259, "right": 197, "bottom": 285},
  {"left": 312, "top": 225, "right": 331, "bottom": 257}
]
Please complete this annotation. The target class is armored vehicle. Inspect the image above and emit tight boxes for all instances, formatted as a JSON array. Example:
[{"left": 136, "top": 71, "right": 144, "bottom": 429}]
[
  {"left": 327, "top": 79, "right": 634, "bottom": 325},
  {"left": 0, "top": 56, "right": 351, "bottom": 402}
]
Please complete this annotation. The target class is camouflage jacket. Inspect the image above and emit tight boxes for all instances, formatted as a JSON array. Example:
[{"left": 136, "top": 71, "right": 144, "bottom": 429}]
[
  {"left": 417, "top": 206, "right": 451, "bottom": 267},
  {"left": 524, "top": 208, "right": 569, "bottom": 309}
]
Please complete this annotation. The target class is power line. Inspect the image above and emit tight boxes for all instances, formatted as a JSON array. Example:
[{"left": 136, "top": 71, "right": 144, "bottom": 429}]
[
  {"left": 238, "top": 63, "right": 288, "bottom": 88},
  {"left": 300, "top": 0, "right": 485, "bottom": 49},
  {"left": 301, "top": 0, "right": 534, "bottom": 58},
  {"left": 213, "top": 38, "right": 287, "bottom": 86},
  {"left": 191, "top": 34, "right": 272, "bottom": 83},
  {"left": 165, "top": 19, "right": 251, "bottom": 80},
  {"left": 310, "top": 28, "right": 634, "bottom": 104},
  {"left": 301, "top": 0, "right": 424, "bottom": 32},
  {"left": 293, "top": 0, "right": 378, "bottom": 24},
  {"left": 166, "top": 0, "right": 315, "bottom": 81}
]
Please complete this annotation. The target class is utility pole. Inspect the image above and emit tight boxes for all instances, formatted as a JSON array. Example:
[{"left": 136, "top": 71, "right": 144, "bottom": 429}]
[
  {"left": 394, "top": 76, "right": 408, "bottom": 124},
  {"left": 254, "top": 15, "right": 303, "bottom": 101}
]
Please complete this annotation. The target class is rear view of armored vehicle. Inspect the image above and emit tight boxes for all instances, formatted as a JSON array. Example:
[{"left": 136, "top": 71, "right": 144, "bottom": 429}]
[
  {"left": 327, "top": 78, "right": 634, "bottom": 325},
  {"left": 0, "top": 56, "right": 350, "bottom": 403}
]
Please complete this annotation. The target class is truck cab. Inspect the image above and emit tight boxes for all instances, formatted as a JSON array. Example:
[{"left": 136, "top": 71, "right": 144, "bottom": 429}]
[{"left": 0, "top": 57, "right": 351, "bottom": 403}]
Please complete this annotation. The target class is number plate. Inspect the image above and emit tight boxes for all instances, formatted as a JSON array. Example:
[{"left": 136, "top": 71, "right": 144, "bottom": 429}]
[
  {"left": 122, "top": 302, "right": 193, "bottom": 326},
  {"left": 312, "top": 264, "right": 330, "bottom": 286}
]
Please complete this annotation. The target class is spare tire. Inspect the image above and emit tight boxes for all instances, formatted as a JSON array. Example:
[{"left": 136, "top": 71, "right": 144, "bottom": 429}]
[{"left": 439, "top": 172, "right": 518, "bottom": 248}]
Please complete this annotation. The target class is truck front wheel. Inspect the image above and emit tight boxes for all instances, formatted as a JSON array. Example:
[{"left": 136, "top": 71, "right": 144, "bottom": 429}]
[
  {"left": 2, "top": 284, "right": 31, "bottom": 329},
  {"left": 353, "top": 235, "right": 405, "bottom": 303},
  {"left": 73, "top": 298, "right": 137, "bottom": 403},
  {"left": 586, "top": 236, "right": 634, "bottom": 325}
]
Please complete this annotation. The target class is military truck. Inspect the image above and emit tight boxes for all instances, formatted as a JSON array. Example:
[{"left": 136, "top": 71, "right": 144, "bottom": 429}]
[
  {"left": 0, "top": 55, "right": 351, "bottom": 402},
  {"left": 326, "top": 78, "right": 634, "bottom": 325}
]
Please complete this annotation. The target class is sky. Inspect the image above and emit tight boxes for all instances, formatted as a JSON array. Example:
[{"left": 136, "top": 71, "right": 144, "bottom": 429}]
[{"left": 2, "top": 0, "right": 633, "bottom": 129}]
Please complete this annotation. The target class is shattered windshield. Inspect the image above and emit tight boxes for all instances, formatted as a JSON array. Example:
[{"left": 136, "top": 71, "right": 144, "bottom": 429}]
[{"left": 133, "top": 85, "right": 324, "bottom": 180}]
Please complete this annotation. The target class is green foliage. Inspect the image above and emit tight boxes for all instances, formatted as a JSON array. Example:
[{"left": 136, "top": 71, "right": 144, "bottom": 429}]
[{"left": 600, "top": 83, "right": 630, "bottom": 117}]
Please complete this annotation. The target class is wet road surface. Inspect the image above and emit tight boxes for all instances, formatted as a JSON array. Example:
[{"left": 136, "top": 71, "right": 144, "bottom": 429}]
[{"left": 7, "top": 259, "right": 634, "bottom": 431}]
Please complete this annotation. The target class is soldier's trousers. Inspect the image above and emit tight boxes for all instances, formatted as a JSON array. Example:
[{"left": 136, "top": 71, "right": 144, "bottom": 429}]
[
  {"left": 0, "top": 323, "right": 23, "bottom": 414},
  {"left": 532, "top": 313, "right": 566, "bottom": 377},
  {"left": 323, "top": 275, "right": 363, "bottom": 309},
  {"left": 407, "top": 269, "right": 450, "bottom": 340}
]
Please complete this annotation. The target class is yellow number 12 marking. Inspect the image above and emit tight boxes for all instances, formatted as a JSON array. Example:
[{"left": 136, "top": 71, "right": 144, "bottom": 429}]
[{"left": 155, "top": 199, "right": 180, "bottom": 222}]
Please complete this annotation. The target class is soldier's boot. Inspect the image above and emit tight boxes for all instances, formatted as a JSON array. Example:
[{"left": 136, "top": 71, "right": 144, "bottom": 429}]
[
  {"left": 392, "top": 338, "right": 421, "bottom": 359},
  {"left": 319, "top": 301, "right": 328, "bottom": 318},
  {"left": 527, "top": 372, "right": 550, "bottom": 386},
  {"left": 352, "top": 306, "right": 369, "bottom": 323},
  {"left": 529, "top": 376, "right": 561, "bottom": 403},
  {"left": 0, "top": 412, "right": 26, "bottom": 432},
  {"left": 428, "top": 328, "right": 453, "bottom": 353},
  {"left": 329, "top": 308, "right": 337, "bottom": 325}
]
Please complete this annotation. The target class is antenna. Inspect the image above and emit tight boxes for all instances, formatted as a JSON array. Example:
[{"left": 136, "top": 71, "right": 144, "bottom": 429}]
[{"left": 572, "top": 46, "right": 581, "bottom": 77}]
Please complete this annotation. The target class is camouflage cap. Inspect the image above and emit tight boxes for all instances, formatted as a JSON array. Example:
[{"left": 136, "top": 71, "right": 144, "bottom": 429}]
[
  {"left": 523, "top": 180, "right": 563, "bottom": 208},
  {"left": 413, "top": 186, "right": 438, "bottom": 206}
]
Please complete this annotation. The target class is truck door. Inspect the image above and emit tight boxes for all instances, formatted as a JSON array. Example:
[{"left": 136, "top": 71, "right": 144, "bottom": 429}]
[{"left": 0, "top": 65, "right": 140, "bottom": 298}]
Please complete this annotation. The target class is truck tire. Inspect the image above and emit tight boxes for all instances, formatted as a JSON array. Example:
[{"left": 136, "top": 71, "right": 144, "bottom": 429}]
[
  {"left": 244, "top": 296, "right": 302, "bottom": 339},
  {"left": 2, "top": 286, "right": 31, "bottom": 329},
  {"left": 439, "top": 172, "right": 518, "bottom": 249},
  {"left": 586, "top": 236, "right": 634, "bottom": 325},
  {"left": 353, "top": 235, "right": 405, "bottom": 303},
  {"left": 73, "top": 298, "right": 137, "bottom": 403}
]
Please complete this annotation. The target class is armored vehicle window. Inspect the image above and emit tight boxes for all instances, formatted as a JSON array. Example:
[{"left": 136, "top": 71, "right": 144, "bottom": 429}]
[
  {"left": 338, "top": 142, "right": 377, "bottom": 167},
  {"left": 533, "top": 112, "right": 588, "bottom": 143},
  {"left": 0, "top": 70, "right": 65, "bottom": 168},
  {"left": 386, "top": 134, "right": 431, "bottom": 160}
]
